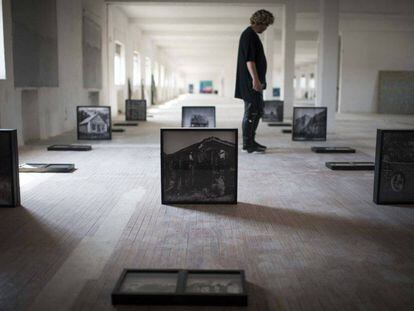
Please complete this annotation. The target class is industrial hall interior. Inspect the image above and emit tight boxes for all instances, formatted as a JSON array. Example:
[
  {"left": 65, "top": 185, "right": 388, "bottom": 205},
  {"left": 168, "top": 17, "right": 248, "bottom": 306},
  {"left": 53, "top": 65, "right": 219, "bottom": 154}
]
[{"left": 0, "top": 0, "right": 414, "bottom": 310}]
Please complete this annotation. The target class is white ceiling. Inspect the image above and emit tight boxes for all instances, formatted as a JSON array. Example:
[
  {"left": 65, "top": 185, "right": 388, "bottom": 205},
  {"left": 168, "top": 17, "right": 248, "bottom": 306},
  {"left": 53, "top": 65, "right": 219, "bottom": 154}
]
[{"left": 115, "top": 3, "right": 318, "bottom": 75}]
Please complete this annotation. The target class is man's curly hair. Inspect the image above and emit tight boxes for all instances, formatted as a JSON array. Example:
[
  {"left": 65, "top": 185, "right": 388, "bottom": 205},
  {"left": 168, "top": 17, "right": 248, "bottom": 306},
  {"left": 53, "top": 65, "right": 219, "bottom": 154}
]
[{"left": 250, "top": 9, "right": 275, "bottom": 26}]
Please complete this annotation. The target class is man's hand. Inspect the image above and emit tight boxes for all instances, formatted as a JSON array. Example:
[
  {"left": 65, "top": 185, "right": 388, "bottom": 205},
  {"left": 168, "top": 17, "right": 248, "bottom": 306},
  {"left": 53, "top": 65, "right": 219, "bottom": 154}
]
[{"left": 252, "top": 78, "right": 263, "bottom": 92}]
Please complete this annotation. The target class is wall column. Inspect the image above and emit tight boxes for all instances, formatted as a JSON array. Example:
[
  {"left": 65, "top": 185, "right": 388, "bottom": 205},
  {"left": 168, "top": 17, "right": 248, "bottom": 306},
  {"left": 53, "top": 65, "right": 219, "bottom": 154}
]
[
  {"left": 264, "top": 26, "right": 274, "bottom": 100},
  {"left": 281, "top": 0, "right": 296, "bottom": 119},
  {"left": 316, "top": 0, "right": 339, "bottom": 131}
]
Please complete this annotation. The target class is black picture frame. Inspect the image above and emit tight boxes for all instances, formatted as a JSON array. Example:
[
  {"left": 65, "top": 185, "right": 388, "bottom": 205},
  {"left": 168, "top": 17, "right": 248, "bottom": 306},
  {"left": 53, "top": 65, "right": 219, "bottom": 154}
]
[
  {"left": 311, "top": 146, "right": 356, "bottom": 153},
  {"left": 19, "top": 163, "right": 76, "bottom": 173},
  {"left": 0, "top": 129, "right": 20, "bottom": 207},
  {"left": 181, "top": 106, "right": 216, "bottom": 128},
  {"left": 111, "top": 269, "right": 247, "bottom": 306},
  {"left": 373, "top": 129, "right": 414, "bottom": 204},
  {"left": 262, "top": 100, "right": 283, "bottom": 123},
  {"left": 125, "top": 99, "right": 147, "bottom": 121},
  {"left": 47, "top": 144, "right": 92, "bottom": 151},
  {"left": 325, "top": 162, "right": 374, "bottom": 171},
  {"left": 292, "top": 107, "right": 327, "bottom": 141},
  {"left": 161, "top": 128, "right": 238, "bottom": 204},
  {"left": 77, "top": 106, "right": 111, "bottom": 140}
]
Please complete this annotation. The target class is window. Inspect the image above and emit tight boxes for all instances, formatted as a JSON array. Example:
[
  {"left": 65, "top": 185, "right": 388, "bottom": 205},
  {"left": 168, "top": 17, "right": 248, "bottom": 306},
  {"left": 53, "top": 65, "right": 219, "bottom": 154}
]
[
  {"left": 309, "top": 73, "right": 315, "bottom": 89},
  {"left": 0, "top": 0, "right": 5, "bottom": 79},
  {"left": 300, "top": 75, "right": 306, "bottom": 89},
  {"left": 153, "top": 62, "right": 159, "bottom": 86},
  {"left": 145, "top": 57, "right": 151, "bottom": 86},
  {"left": 160, "top": 65, "right": 165, "bottom": 88},
  {"left": 133, "top": 51, "right": 141, "bottom": 87},
  {"left": 114, "top": 42, "right": 125, "bottom": 85}
]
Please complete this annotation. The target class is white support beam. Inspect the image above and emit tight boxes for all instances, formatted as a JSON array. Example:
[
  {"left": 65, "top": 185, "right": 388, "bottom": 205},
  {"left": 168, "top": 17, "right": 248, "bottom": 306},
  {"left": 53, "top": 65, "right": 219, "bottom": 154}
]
[
  {"left": 316, "top": 0, "right": 339, "bottom": 131},
  {"left": 281, "top": 0, "right": 296, "bottom": 119},
  {"left": 264, "top": 26, "right": 275, "bottom": 100}
]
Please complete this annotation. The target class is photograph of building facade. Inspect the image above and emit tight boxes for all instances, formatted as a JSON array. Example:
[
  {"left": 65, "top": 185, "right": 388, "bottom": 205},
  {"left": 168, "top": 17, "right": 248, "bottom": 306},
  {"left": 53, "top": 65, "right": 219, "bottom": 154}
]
[
  {"left": 126, "top": 99, "right": 147, "bottom": 121},
  {"left": 77, "top": 106, "right": 111, "bottom": 140},
  {"left": 182, "top": 106, "right": 216, "bottom": 127},
  {"left": 162, "top": 129, "right": 237, "bottom": 203}
]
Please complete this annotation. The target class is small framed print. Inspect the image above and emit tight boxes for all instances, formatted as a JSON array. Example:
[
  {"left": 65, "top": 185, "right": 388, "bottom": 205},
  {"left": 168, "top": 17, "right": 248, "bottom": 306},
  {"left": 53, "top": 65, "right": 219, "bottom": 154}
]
[
  {"left": 262, "top": 100, "right": 283, "bottom": 123},
  {"left": 374, "top": 129, "right": 414, "bottom": 204},
  {"left": 77, "top": 106, "right": 111, "bottom": 140},
  {"left": 111, "top": 269, "right": 247, "bottom": 306},
  {"left": 292, "top": 107, "right": 327, "bottom": 141},
  {"left": 0, "top": 129, "right": 20, "bottom": 207},
  {"left": 125, "top": 99, "right": 147, "bottom": 121},
  {"left": 181, "top": 106, "right": 216, "bottom": 128}
]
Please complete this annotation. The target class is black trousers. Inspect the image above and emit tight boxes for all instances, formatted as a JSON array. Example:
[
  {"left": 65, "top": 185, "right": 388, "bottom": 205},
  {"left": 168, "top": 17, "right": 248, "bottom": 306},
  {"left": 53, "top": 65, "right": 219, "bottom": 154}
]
[{"left": 242, "top": 91, "right": 264, "bottom": 147}]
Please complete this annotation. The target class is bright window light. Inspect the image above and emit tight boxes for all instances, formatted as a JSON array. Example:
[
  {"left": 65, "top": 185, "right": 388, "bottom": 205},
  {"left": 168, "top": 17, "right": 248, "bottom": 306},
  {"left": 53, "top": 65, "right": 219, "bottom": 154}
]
[
  {"left": 300, "top": 75, "right": 306, "bottom": 89},
  {"left": 132, "top": 51, "right": 141, "bottom": 87},
  {"left": 114, "top": 42, "right": 125, "bottom": 86},
  {"left": 145, "top": 57, "right": 151, "bottom": 86},
  {"left": 309, "top": 73, "right": 315, "bottom": 89}
]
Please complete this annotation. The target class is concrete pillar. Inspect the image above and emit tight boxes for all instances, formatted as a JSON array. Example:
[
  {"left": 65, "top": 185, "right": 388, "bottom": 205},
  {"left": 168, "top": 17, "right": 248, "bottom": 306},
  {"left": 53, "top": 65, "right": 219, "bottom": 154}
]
[
  {"left": 264, "top": 26, "right": 274, "bottom": 100},
  {"left": 316, "top": 0, "right": 339, "bottom": 131},
  {"left": 281, "top": 0, "right": 296, "bottom": 120}
]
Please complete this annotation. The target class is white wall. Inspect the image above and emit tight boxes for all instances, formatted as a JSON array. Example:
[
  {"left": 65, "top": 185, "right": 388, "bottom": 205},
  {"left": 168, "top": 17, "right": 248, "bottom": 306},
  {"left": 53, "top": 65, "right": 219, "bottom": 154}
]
[
  {"left": 339, "top": 30, "right": 414, "bottom": 113},
  {"left": 0, "top": 0, "right": 107, "bottom": 144}
]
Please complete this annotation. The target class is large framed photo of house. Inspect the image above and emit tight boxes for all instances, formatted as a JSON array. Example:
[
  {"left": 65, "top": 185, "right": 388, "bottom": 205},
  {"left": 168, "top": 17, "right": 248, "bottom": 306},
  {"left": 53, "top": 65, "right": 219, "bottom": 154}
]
[
  {"left": 374, "top": 129, "right": 414, "bottom": 204},
  {"left": 0, "top": 129, "right": 20, "bottom": 207},
  {"left": 262, "top": 100, "right": 283, "bottom": 123},
  {"left": 125, "top": 99, "right": 146, "bottom": 121},
  {"left": 161, "top": 128, "right": 238, "bottom": 204},
  {"left": 77, "top": 106, "right": 111, "bottom": 140},
  {"left": 292, "top": 107, "right": 327, "bottom": 141},
  {"left": 181, "top": 106, "right": 216, "bottom": 128}
]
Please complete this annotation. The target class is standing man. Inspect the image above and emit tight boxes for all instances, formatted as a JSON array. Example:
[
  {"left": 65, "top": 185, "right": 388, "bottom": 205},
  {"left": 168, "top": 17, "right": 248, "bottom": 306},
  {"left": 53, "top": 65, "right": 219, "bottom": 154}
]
[{"left": 235, "top": 10, "right": 274, "bottom": 153}]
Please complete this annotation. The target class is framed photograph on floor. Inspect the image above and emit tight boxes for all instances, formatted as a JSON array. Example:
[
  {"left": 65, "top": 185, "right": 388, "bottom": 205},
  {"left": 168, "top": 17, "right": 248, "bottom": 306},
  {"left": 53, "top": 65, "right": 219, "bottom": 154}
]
[
  {"left": 262, "top": 100, "right": 283, "bottom": 123},
  {"left": 181, "top": 106, "right": 216, "bottom": 128},
  {"left": 161, "top": 128, "right": 238, "bottom": 204},
  {"left": 77, "top": 106, "right": 111, "bottom": 140},
  {"left": 125, "top": 99, "right": 147, "bottom": 121},
  {"left": 374, "top": 129, "right": 414, "bottom": 204},
  {"left": 0, "top": 129, "right": 20, "bottom": 207},
  {"left": 292, "top": 107, "right": 327, "bottom": 141},
  {"left": 111, "top": 269, "right": 247, "bottom": 306}
]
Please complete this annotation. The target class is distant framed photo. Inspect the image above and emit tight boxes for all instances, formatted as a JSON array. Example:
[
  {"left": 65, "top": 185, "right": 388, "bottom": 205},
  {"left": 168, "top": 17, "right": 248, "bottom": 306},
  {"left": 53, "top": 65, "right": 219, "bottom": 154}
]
[
  {"left": 161, "top": 128, "right": 238, "bottom": 204},
  {"left": 181, "top": 106, "right": 216, "bottom": 128},
  {"left": 374, "top": 129, "right": 414, "bottom": 204},
  {"left": 0, "top": 129, "right": 20, "bottom": 207},
  {"left": 77, "top": 106, "right": 111, "bottom": 140},
  {"left": 125, "top": 99, "right": 147, "bottom": 121},
  {"left": 292, "top": 107, "right": 327, "bottom": 141},
  {"left": 262, "top": 100, "right": 283, "bottom": 123}
]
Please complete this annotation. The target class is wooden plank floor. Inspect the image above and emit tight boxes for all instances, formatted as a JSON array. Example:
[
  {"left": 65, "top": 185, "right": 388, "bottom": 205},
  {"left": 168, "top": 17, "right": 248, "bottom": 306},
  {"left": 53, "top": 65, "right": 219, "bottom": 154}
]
[{"left": 1, "top": 94, "right": 414, "bottom": 311}]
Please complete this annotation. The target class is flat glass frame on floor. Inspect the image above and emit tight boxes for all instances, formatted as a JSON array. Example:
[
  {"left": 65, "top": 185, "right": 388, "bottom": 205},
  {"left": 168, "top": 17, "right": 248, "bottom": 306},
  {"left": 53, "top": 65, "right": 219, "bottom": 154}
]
[{"left": 111, "top": 269, "right": 247, "bottom": 306}]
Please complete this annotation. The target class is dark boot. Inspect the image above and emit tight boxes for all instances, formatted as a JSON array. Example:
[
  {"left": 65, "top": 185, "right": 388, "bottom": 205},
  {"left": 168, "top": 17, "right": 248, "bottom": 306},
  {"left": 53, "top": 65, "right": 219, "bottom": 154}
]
[{"left": 252, "top": 110, "right": 267, "bottom": 149}]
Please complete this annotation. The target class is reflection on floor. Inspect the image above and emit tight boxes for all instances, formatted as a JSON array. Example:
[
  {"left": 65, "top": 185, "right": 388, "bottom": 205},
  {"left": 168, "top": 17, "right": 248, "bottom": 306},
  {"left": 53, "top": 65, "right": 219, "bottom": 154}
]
[{"left": 1, "top": 94, "right": 414, "bottom": 311}]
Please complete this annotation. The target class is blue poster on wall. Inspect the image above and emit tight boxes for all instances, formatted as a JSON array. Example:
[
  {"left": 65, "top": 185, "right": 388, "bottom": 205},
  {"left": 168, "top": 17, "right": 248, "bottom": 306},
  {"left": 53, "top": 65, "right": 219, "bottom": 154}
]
[
  {"left": 200, "top": 80, "right": 213, "bottom": 94},
  {"left": 273, "top": 87, "right": 281, "bottom": 97}
]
